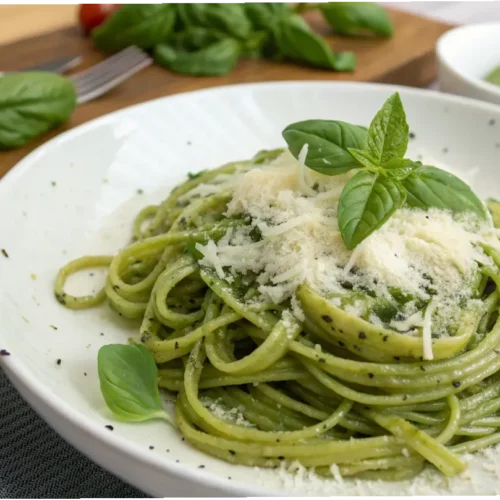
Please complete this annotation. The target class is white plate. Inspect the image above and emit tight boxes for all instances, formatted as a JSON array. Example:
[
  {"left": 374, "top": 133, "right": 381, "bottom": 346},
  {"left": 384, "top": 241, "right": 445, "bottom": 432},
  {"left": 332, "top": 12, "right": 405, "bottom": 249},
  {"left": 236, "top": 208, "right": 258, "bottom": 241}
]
[{"left": 2, "top": 82, "right": 500, "bottom": 496}]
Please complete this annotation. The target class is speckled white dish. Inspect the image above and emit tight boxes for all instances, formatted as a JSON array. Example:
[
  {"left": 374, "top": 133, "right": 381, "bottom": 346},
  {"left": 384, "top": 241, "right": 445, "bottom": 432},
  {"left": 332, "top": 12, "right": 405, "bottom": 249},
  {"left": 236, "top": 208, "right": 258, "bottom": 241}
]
[{"left": 2, "top": 82, "right": 500, "bottom": 496}]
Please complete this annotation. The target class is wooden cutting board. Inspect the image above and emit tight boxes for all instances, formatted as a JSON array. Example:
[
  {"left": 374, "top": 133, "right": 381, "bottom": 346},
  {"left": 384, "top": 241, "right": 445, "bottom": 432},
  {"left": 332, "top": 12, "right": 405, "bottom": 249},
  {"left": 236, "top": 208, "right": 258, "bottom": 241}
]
[{"left": 0, "top": 8, "right": 452, "bottom": 178}]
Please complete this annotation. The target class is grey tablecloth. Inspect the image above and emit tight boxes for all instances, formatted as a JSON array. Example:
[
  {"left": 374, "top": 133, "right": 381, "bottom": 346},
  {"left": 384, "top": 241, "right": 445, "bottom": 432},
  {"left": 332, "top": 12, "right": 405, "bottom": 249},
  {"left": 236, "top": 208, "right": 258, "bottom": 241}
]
[{"left": 0, "top": 369, "right": 147, "bottom": 499}]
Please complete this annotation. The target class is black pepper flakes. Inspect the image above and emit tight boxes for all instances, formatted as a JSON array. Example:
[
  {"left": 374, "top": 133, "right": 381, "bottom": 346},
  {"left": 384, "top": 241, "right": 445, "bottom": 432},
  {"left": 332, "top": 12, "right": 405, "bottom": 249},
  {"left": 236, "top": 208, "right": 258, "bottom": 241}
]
[
  {"left": 1, "top": 249, "right": 9, "bottom": 258},
  {"left": 175, "top": 341, "right": 179, "bottom": 350},
  {"left": 338, "top": 341, "right": 345, "bottom": 347},
  {"left": 105, "top": 425, "right": 114, "bottom": 431},
  {"left": 495, "top": 350, "right": 500, "bottom": 355},
  {"left": 175, "top": 459, "right": 179, "bottom": 463},
  {"left": 368, "top": 373, "right": 374, "bottom": 379},
  {"left": 489, "top": 119, "right": 496, "bottom": 126},
  {"left": 187, "top": 141, "right": 192, "bottom": 146},
  {"left": 84, "top": 372, "right": 87, "bottom": 376},
  {"left": 358, "top": 332, "right": 366, "bottom": 340},
  {"left": 50, "top": 325, "right": 58, "bottom": 330},
  {"left": 319, "top": 358, "right": 326, "bottom": 363},
  {"left": 149, "top": 445, "right": 154, "bottom": 450},
  {"left": 402, "top": 395, "right": 408, "bottom": 401},
  {"left": 321, "top": 315, "right": 333, "bottom": 323},
  {"left": 339, "top": 329, "right": 344, "bottom": 334},
  {"left": 276, "top": 439, "right": 280, "bottom": 443},
  {"left": 167, "top": 449, "right": 170, "bottom": 452},
  {"left": 452, "top": 381, "right": 461, "bottom": 388},
  {"left": 393, "top": 356, "right": 400, "bottom": 361},
  {"left": 112, "top": 285, "right": 120, "bottom": 291},
  {"left": 409, "top": 132, "right": 416, "bottom": 139},
  {"left": 0, "top": 349, "right": 11, "bottom": 356},
  {"left": 383, "top": 335, "right": 388, "bottom": 342},
  {"left": 420, "top": 366, "right": 426, "bottom": 371},
  {"left": 51, "top": 181, "right": 57, "bottom": 187},
  {"left": 228, "top": 477, "right": 232, "bottom": 480},
  {"left": 442, "top": 147, "right": 449, "bottom": 154},
  {"left": 137, "top": 189, "right": 144, "bottom": 195},
  {"left": 278, "top": 456, "right": 285, "bottom": 460},
  {"left": 56, "top": 359, "right": 62, "bottom": 365},
  {"left": 229, "top": 450, "right": 236, "bottom": 455},
  {"left": 100, "top": 332, "right": 104, "bottom": 336},
  {"left": 198, "top": 465, "right": 205, "bottom": 469}
]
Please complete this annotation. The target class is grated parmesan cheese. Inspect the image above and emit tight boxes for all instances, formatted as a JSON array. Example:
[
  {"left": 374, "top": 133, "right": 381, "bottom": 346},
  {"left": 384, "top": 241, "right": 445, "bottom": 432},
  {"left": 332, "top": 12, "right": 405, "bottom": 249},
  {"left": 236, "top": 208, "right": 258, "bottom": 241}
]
[{"left": 194, "top": 150, "right": 500, "bottom": 345}]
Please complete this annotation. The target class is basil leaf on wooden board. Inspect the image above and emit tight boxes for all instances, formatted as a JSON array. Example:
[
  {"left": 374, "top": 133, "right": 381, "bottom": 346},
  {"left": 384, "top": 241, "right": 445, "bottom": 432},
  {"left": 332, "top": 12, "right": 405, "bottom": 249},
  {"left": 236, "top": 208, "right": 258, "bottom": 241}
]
[
  {"left": 347, "top": 147, "right": 378, "bottom": 170},
  {"left": 383, "top": 158, "right": 422, "bottom": 180},
  {"left": 0, "top": 72, "right": 76, "bottom": 150},
  {"left": 98, "top": 344, "right": 174, "bottom": 425},
  {"left": 338, "top": 170, "right": 406, "bottom": 249},
  {"left": 275, "top": 14, "right": 356, "bottom": 71},
  {"left": 402, "top": 166, "right": 487, "bottom": 219},
  {"left": 176, "top": 3, "right": 252, "bottom": 41},
  {"left": 93, "top": 4, "right": 176, "bottom": 52},
  {"left": 282, "top": 120, "right": 367, "bottom": 175},
  {"left": 243, "top": 2, "right": 291, "bottom": 30},
  {"left": 367, "top": 92, "right": 409, "bottom": 165},
  {"left": 320, "top": 2, "right": 393, "bottom": 37},
  {"left": 170, "top": 27, "right": 226, "bottom": 51},
  {"left": 155, "top": 38, "right": 241, "bottom": 77}
]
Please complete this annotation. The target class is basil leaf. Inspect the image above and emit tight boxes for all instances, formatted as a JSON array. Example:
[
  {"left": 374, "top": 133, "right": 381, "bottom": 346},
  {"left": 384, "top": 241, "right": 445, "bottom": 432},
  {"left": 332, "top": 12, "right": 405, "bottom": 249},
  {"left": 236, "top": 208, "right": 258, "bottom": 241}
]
[
  {"left": 320, "top": 2, "right": 393, "bottom": 37},
  {"left": 243, "top": 3, "right": 291, "bottom": 30},
  {"left": 338, "top": 170, "right": 406, "bottom": 249},
  {"left": 487, "top": 199, "right": 500, "bottom": 228},
  {"left": 384, "top": 158, "right": 421, "bottom": 180},
  {"left": 367, "top": 92, "right": 409, "bottom": 165},
  {"left": 402, "top": 166, "right": 487, "bottom": 219},
  {"left": 98, "top": 344, "right": 174, "bottom": 424},
  {"left": 275, "top": 14, "right": 356, "bottom": 71},
  {"left": 176, "top": 3, "right": 252, "bottom": 41},
  {"left": 93, "top": 5, "right": 176, "bottom": 52},
  {"left": 170, "top": 27, "right": 226, "bottom": 51},
  {"left": 0, "top": 72, "right": 76, "bottom": 150},
  {"left": 155, "top": 38, "right": 241, "bottom": 76},
  {"left": 282, "top": 120, "right": 367, "bottom": 175},
  {"left": 348, "top": 148, "right": 378, "bottom": 170}
]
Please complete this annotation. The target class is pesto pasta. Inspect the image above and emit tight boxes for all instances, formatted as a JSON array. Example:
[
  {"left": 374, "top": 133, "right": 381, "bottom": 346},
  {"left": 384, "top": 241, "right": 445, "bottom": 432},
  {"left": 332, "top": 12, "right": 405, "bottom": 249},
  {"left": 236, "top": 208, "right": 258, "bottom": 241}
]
[{"left": 55, "top": 94, "right": 500, "bottom": 482}]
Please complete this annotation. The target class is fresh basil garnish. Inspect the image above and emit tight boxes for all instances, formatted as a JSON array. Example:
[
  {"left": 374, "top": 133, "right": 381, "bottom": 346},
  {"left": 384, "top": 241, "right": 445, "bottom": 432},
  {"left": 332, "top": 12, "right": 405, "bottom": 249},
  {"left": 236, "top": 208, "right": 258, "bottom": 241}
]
[
  {"left": 98, "top": 344, "right": 175, "bottom": 425},
  {"left": 282, "top": 120, "right": 368, "bottom": 174},
  {"left": 383, "top": 158, "right": 422, "bottom": 180},
  {"left": 0, "top": 72, "right": 76, "bottom": 150},
  {"left": 402, "top": 166, "right": 487, "bottom": 219},
  {"left": 366, "top": 92, "right": 409, "bottom": 165},
  {"left": 338, "top": 170, "right": 406, "bottom": 249}
]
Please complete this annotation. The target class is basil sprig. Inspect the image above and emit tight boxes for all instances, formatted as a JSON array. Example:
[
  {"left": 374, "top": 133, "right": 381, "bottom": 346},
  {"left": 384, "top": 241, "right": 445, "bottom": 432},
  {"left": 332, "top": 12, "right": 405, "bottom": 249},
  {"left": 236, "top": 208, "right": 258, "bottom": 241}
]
[{"left": 283, "top": 92, "right": 487, "bottom": 250}]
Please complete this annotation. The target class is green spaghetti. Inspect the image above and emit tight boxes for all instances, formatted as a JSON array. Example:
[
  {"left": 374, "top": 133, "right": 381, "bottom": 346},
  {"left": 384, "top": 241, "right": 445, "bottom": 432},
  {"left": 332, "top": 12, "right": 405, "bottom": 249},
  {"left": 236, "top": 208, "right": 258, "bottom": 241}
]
[{"left": 55, "top": 93, "right": 500, "bottom": 482}]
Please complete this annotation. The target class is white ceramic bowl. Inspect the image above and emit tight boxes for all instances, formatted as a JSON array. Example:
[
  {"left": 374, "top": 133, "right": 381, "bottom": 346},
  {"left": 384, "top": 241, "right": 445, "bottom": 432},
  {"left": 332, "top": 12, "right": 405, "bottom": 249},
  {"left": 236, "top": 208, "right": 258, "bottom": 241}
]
[
  {"left": 437, "top": 23, "right": 500, "bottom": 104},
  {"left": 2, "top": 82, "right": 500, "bottom": 496}
]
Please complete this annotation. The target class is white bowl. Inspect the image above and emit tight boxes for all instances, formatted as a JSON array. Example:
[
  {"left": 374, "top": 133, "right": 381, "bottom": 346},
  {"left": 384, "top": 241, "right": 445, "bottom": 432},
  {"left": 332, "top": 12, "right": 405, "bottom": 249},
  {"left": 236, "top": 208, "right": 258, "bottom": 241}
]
[
  {"left": 2, "top": 82, "right": 500, "bottom": 496},
  {"left": 437, "top": 23, "right": 500, "bottom": 104}
]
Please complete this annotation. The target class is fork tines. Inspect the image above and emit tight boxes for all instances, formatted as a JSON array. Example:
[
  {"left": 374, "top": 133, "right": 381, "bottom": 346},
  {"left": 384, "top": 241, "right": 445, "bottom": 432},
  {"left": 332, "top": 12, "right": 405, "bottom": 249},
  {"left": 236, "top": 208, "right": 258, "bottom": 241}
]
[{"left": 70, "top": 46, "right": 153, "bottom": 104}]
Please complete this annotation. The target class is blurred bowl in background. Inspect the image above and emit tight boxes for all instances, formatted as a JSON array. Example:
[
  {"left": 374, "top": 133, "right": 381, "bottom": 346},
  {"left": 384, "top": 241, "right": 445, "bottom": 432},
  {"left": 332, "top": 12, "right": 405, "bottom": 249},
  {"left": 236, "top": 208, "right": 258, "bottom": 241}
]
[{"left": 437, "top": 23, "right": 500, "bottom": 105}]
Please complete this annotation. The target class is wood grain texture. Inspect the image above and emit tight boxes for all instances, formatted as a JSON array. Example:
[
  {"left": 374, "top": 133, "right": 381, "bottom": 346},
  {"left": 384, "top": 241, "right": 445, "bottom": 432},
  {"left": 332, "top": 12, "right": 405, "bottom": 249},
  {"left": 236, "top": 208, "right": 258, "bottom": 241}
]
[{"left": 0, "top": 8, "right": 452, "bottom": 179}]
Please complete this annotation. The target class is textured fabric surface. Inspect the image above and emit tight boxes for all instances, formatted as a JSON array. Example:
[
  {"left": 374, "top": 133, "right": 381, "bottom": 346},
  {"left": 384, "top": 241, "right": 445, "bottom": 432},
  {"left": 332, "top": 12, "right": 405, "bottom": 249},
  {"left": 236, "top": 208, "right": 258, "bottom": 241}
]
[{"left": 0, "top": 368, "right": 148, "bottom": 499}]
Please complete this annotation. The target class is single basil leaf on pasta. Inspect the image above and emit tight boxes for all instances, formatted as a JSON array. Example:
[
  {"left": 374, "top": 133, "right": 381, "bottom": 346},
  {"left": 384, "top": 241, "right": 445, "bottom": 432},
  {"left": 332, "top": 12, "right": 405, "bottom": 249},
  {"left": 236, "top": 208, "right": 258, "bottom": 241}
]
[
  {"left": 338, "top": 170, "right": 406, "bottom": 249},
  {"left": 367, "top": 92, "right": 409, "bottom": 165},
  {"left": 384, "top": 158, "right": 422, "bottom": 180},
  {"left": 98, "top": 344, "right": 174, "bottom": 425},
  {"left": 282, "top": 120, "right": 368, "bottom": 175},
  {"left": 320, "top": 2, "right": 393, "bottom": 37},
  {"left": 402, "top": 166, "right": 488, "bottom": 219}
]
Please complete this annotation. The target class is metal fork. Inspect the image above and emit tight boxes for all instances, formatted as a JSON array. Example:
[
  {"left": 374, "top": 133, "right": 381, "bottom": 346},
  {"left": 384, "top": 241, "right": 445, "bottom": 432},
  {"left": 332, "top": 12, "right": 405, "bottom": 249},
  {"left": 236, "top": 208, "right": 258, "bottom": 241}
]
[{"left": 70, "top": 46, "right": 153, "bottom": 104}]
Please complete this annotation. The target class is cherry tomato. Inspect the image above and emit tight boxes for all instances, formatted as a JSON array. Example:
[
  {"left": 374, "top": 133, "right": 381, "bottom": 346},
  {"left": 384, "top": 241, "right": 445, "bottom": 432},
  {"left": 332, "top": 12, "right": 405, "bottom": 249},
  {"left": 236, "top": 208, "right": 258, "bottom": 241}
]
[{"left": 78, "top": 4, "right": 121, "bottom": 34}]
